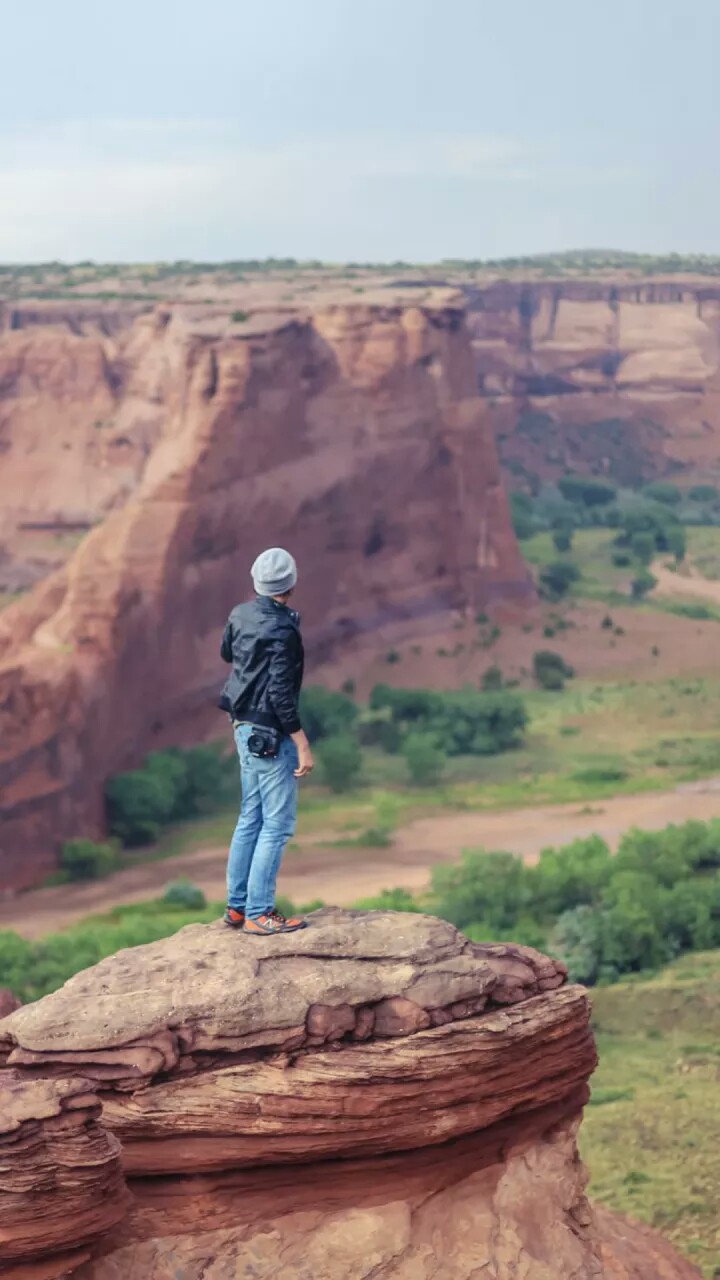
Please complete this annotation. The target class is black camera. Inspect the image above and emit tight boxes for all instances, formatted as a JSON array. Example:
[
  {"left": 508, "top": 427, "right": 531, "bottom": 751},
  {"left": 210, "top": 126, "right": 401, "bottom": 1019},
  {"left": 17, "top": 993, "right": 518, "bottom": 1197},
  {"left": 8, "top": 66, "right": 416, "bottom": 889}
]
[{"left": 247, "top": 727, "right": 281, "bottom": 758}]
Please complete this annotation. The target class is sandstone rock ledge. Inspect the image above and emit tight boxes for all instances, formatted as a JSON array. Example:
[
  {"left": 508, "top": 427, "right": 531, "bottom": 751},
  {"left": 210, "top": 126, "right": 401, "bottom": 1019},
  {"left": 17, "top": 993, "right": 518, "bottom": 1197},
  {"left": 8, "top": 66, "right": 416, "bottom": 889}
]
[
  {"left": 0, "top": 1072, "right": 128, "bottom": 1277},
  {"left": 0, "top": 909, "right": 701, "bottom": 1279}
]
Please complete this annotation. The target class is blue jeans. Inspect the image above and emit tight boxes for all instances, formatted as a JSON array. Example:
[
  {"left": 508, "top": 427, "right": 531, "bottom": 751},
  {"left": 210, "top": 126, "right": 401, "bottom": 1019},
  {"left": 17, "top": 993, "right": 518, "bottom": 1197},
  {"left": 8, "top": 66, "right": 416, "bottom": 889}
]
[{"left": 226, "top": 724, "right": 298, "bottom": 919}]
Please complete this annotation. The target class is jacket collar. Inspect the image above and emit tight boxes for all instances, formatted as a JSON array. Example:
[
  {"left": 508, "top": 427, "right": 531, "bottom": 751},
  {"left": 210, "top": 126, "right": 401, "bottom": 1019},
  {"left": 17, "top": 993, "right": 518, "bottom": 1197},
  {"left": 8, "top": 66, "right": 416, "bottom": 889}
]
[{"left": 255, "top": 595, "right": 300, "bottom": 625}]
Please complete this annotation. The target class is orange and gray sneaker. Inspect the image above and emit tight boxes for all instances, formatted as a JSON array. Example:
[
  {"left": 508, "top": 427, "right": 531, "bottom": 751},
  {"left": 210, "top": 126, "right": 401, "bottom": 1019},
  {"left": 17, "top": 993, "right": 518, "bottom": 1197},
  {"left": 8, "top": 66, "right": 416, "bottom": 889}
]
[
  {"left": 223, "top": 908, "right": 245, "bottom": 928},
  {"left": 243, "top": 909, "right": 306, "bottom": 935}
]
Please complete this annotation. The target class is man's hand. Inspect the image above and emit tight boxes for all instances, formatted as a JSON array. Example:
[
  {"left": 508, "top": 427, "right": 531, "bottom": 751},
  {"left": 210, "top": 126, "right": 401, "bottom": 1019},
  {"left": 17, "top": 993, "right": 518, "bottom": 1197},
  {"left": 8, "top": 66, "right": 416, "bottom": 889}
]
[{"left": 291, "top": 729, "right": 315, "bottom": 778}]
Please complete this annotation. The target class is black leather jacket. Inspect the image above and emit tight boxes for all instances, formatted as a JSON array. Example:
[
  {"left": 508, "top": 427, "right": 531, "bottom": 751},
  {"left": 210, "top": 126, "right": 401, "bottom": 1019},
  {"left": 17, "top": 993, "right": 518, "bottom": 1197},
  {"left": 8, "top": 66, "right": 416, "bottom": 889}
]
[{"left": 219, "top": 596, "right": 304, "bottom": 735}]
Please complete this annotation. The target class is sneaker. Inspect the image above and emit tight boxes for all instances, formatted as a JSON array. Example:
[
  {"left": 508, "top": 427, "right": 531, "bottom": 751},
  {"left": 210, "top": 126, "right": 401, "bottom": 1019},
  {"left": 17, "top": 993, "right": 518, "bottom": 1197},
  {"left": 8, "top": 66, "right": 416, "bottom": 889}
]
[
  {"left": 223, "top": 908, "right": 245, "bottom": 928},
  {"left": 244, "top": 910, "right": 306, "bottom": 935}
]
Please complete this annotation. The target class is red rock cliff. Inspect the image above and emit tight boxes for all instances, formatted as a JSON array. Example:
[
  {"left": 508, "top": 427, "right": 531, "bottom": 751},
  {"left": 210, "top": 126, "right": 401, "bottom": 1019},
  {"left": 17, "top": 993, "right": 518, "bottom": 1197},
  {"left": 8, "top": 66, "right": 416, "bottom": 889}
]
[
  {"left": 0, "top": 910, "right": 700, "bottom": 1279},
  {"left": 464, "top": 280, "right": 720, "bottom": 485},
  {"left": 0, "top": 302, "right": 531, "bottom": 889}
]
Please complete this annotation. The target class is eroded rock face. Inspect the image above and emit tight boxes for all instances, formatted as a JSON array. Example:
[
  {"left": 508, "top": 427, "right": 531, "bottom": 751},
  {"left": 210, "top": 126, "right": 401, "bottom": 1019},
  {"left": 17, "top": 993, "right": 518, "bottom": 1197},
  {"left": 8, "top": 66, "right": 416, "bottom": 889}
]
[
  {"left": 0, "top": 1071, "right": 128, "bottom": 1275},
  {"left": 466, "top": 280, "right": 720, "bottom": 485},
  {"left": 0, "top": 910, "right": 700, "bottom": 1279},
  {"left": 0, "top": 302, "right": 531, "bottom": 889},
  {"left": 0, "top": 989, "right": 20, "bottom": 1018},
  {"left": 596, "top": 1205, "right": 703, "bottom": 1280}
]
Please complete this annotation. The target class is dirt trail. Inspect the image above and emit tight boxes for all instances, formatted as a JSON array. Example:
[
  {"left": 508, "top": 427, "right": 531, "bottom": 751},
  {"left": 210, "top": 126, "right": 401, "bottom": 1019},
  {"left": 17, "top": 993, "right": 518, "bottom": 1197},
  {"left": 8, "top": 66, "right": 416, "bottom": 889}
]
[
  {"left": 2, "top": 780, "right": 720, "bottom": 940},
  {"left": 653, "top": 560, "right": 720, "bottom": 604}
]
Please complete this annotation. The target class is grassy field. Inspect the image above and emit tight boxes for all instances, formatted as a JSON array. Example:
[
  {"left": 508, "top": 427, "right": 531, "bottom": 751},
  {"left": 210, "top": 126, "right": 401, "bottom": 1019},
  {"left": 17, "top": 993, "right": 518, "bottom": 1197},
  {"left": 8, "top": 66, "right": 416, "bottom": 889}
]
[
  {"left": 521, "top": 525, "right": 720, "bottom": 620},
  {"left": 584, "top": 950, "right": 720, "bottom": 1277},
  {"left": 682, "top": 527, "right": 720, "bottom": 580},
  {"left": 521, "top": 528, "right": 635, "bottom": 605},
  {"left": 150, "top": 673, "right": 720, "bottom": 861}
]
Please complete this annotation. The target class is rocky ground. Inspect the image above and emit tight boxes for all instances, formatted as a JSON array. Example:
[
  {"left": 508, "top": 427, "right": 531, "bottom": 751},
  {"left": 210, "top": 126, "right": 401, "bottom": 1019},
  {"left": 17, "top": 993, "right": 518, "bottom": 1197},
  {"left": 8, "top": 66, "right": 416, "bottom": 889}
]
[{"left": 0, "top": 908, "right": 702, "bottom": 1278}]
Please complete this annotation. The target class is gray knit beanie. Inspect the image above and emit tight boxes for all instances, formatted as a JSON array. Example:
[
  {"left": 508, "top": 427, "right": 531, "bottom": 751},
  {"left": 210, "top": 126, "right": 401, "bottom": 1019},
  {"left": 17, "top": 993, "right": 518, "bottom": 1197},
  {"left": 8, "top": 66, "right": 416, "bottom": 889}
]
[{"left": 251, "top": 547, "right": 298, "bottom": 597}]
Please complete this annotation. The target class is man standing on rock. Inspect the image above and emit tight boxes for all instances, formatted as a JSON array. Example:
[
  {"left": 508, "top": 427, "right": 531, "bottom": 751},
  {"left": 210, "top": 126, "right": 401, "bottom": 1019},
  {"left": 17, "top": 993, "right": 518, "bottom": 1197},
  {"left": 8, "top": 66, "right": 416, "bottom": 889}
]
[{"left": 219, "top": 548, "right": 314, "bottom": 935}]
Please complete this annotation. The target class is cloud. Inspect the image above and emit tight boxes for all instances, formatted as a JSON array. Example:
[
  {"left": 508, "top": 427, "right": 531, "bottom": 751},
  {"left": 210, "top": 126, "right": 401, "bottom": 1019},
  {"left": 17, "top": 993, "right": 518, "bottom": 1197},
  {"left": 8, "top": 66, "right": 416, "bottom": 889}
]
[
  {"left": 0, "top": 120, "right": 536, "bottom": 260},
  {"left": 0, "top": 119, "right": 647, "bottom": 261}
]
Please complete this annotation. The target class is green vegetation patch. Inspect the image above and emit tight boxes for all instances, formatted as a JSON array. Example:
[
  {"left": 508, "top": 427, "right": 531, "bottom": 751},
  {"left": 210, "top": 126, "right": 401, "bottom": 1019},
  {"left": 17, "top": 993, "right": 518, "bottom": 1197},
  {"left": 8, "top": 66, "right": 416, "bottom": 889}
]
[{"left": 583, "top": 951, "right": 720, "bottom": 1275}]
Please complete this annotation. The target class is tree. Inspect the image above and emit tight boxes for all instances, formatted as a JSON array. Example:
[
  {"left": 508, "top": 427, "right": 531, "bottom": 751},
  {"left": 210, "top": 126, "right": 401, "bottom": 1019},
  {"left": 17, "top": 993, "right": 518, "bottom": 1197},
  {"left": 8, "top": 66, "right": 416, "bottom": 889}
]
[
  {"left": 631, "top": 569, "right": 657, "bottom": 599},
  {"left": 666, "top": 524, "right": 687, "bottom": 562},
  {"left": 550, "top": 905, "right": 606, "bottom": 984},
  {"left": 60, "top": 839, "right": 119, "bottom": 881},
  {"left": 369, "top": 686, "right": 527, "bottom": 757},
  {"left": 557, "top": 476, "right": 617, "bottom": 508},
  {"left": 630, "top": 531, "right": 656, "bottom": 565},
  {"left": 538, "top": 560, "right": 580, "bottom": 601},
  {"left": 299, "top": 687, "right": 358, "bottom": 742},
  {"left": 402, "top": 733, "right": 446, "bottom": 786},
  {"left": 552, "top": 527, "right": 573, "bottom": 553},
  {"left": 533, "top": 650, "right": 574, "bottom": 691},
  {"left": 431, "top": 849, "right": 531, "bottom": 931},
  {"left": 689, "top": 484, "right": 718, "bottom": 503},
  {"left": 536, "top": 836, "right": 613, "bottom": 915},
  {"left": 481, "top": 664, "right": 504, "bottom": 691},
  {"left": 105, "top": 768, "right": 178, "bottom": 845},
  {"left": 317, "top": 733, "right": 362, "bottom": 792},
  {"left": 643, "top": 482, "right": 681, "bottom": 506}
]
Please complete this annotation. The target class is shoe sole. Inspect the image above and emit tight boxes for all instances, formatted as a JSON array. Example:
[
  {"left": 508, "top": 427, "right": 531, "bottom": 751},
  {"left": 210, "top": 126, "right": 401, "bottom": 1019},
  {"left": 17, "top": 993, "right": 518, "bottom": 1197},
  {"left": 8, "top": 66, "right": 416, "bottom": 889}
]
[{"left": 243, "top": 922, "right": 306, "bottom": 935}]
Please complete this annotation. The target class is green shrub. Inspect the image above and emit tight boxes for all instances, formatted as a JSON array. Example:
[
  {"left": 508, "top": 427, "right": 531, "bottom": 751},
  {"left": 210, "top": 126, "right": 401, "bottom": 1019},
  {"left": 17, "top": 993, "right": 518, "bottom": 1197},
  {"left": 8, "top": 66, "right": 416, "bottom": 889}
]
[
  {"left": 550, "top": 904, "right": 606, "bottom": 983},
  {"left": 533, "top": 650, "right": 574, "bottom": 691},
  {"left": 666, "top": 524, "right": 687, "bottom": 561},
  {"left": 557, "top": 476, "right": 616, "bottom": 507},
  {"left": 631, "top": 569, "right": 657, "bottom": 599},
  {"left": 538, "top": 560, "right": 580, "bottom": 601},
  {"left": 357, "top": 709, "right": 402, "bottom": 753},
  {"left": 630, "top": 531, "right": 656, "bottom": 565},
  {"left": 105, "top": 745, "right": 236, "bottom": 846},
  {"left": 299, "top": 687, "right": 358, "bottom": 742},
  {"left": 481, "top": 664, "right": 504, "bottom": 691},
  {"left": 661, "top": 601, "right": 716, "bottom": 620},
  {"left": 105, "top": 767, "right": 173, "bottom": 844},
  {"left": 552, "top": 527, "right": 573, "bottom": 553},
  {"left": 370, "top": 686, "right": 527, "bottom": 756},
  {"left": 571, "top": 765, "right": 627, "bottom": 784},
  {"left": 231, "top": 309, "right": 249, "bottom": 322},
  {"left": 688, "top": 484, "right": 718, "bottom": 503},
  {"left": 317, "top": 733, "right": 362, "bottom": 792},
  {"left": 643, "top": 482, "right": 681, "bottom": 506},
  {"left": 612, "top": 549, "right": 632, "bottom": 567},
  {"left": 162, "top": 879, "right": 207, "bottom": 910},
  {"left": 60, "top": 839, "right": 119, "bottom": 881},
  {"left": 432, "top": 850, "right": 531, "bottom": 932},
  {"left": 402, "top": 733, "right": 446, "bottom": 786},
  {"left": 353, "top": 826, "right": 394, "bottom": 847},
  {"left": 352, "top": 888, "right": 418, "bottom": 911}
]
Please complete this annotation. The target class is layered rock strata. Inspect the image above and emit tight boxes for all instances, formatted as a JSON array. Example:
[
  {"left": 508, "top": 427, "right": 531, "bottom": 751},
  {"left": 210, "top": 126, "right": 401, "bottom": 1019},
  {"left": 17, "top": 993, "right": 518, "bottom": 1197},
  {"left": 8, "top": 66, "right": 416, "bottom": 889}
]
[
  {"left": 0, "top": 1071, "right": 128, "bottom": 1276},
  {"left": 0, "top": 909, "right": 702, "bottom": 1277},
  {"left": 0, "top": 302, "right": 532, "bottom": 889},
  {"left": 465, "top": 280, "right": 720, "bottom": 484}
]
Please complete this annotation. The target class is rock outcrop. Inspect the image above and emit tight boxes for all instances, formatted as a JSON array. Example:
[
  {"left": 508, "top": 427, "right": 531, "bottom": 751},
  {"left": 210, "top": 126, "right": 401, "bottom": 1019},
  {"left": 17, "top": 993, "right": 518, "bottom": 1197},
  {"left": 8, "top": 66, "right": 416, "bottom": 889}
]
[
  {"left": 0, "top": 302, "right": 532, "bottom": 889},
  {"left": 464, "top": 280, "right": 720, "bottom": 485},
  {"left": 0, "top": 1071, "right": 128, "bottom": 1276},
  {"left": 0, "top": 909, "right": 701, "bottom": 1278}
]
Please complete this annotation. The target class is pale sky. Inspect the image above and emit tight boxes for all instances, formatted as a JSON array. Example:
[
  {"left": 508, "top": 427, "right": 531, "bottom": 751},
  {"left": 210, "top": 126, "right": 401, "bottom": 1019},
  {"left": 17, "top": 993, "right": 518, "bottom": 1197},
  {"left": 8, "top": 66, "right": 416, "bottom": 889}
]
[{"left": 1, "top": 0, "right": 718, "bottom": 262}]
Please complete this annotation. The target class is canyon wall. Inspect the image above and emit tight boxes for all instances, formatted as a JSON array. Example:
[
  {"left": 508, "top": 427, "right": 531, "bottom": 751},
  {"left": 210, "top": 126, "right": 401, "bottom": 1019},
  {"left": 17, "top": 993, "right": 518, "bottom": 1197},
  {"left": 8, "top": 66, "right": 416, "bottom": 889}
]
[
  {"left": 464, "top": 280, "right": 720, "bottom": 486},
  {"left": 0, "top": 910, "right": 700, "bottom": 1279},
  {"left": 0, "top": 301, "right": 531, "bottom": 889}
]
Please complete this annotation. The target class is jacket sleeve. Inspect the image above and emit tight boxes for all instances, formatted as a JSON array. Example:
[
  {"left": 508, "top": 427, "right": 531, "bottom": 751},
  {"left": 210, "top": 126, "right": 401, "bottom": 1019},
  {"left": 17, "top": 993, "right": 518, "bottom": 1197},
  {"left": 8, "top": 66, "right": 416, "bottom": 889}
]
[
  {"left": 267, "top": 634, "right": 302, "bottom": 735},
  {"left": 220, "top": 619, "right": 234, "bottom": 664}
]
